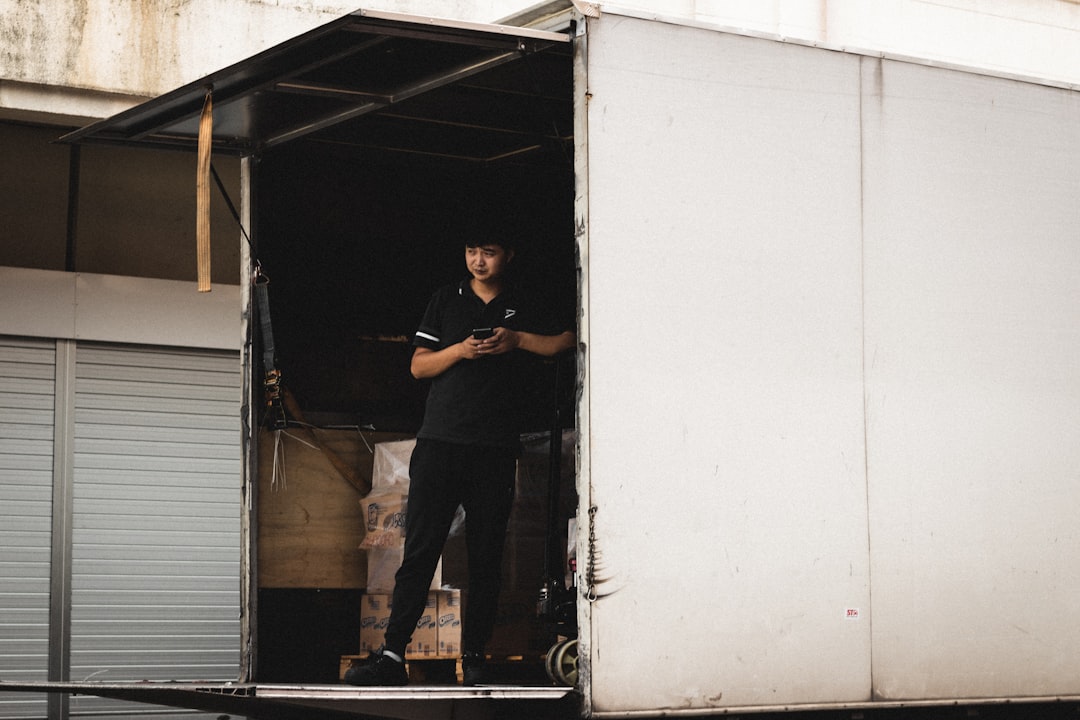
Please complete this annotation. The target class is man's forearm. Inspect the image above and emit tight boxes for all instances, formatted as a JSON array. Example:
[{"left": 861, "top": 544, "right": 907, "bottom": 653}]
[
  {"left": 515, "top": 330, "right": 576, "bottom": 357},
  {"left": 411, "top": 345, "right": 463, "bottom": 379}
]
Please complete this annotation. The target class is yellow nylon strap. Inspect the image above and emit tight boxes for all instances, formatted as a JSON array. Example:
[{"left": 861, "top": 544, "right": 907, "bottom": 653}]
[{"left": 196, "top": 88, "right": 213, "bottom": 292}]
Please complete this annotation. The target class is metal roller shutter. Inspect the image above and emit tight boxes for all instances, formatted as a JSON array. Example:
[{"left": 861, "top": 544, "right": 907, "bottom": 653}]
[
  {"left": 66, "top": 343, "right": 242, "bottom": 719},
  {"left": 0, "top": 337, "right": 55, "bottom": 720}
]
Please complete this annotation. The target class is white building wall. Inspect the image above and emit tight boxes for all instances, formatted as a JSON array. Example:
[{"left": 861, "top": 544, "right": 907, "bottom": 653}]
[{"left": 0, "top": 268, "right": 240, "bottom": 351}]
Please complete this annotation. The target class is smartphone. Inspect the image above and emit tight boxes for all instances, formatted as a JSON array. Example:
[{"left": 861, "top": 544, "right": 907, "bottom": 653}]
[{"left": 472, "top": 327, "right": 494, "bottom": 340}]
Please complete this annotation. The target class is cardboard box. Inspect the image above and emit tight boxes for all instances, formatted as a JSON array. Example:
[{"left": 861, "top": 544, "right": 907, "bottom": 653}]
[
  {"left": 360, "top": 593, "right": 393, "bottom": 654},
  {"left": 359, "top": 492, "right": 407, "bottom": 548},
  {"left": 437, "top": 589, "right": 462, "bottom": 656},
  {"left": 408, "top": 592, "right": 439, "bottom": 657},
  {"left": 367, "top": 546, "right": 442, "bottom": 593},
  {"left": 360, "top": 591, "right": 454, "bottom": 658}
]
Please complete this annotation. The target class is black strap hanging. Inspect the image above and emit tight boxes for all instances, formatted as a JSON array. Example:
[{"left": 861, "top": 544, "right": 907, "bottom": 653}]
[
  {"left": 208, "top": 162, "right": 287, "bottom": 431},
  {"left": 253, "top": 266, "right": 288, "bottom": 430}
]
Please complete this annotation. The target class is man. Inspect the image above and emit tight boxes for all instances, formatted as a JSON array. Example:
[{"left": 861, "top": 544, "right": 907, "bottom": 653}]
[{"left": 345, "top": 238, "right": 575, "bottom": 686}]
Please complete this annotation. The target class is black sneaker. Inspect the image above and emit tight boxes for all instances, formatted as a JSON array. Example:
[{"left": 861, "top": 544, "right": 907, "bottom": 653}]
[
  {"left": 461, "top": 651, "right": 487, "bottom": 687},
  {"left": 343, "top": 650, "right": 408, "bottom": 686}
]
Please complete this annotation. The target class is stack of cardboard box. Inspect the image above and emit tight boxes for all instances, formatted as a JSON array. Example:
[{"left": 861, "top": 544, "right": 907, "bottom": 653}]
[
  {"left": 359, "top": 588, "right": 461, "bottom": 658},
  {"left": 359, "top": 439, "right": 461, "bottom": 659}
]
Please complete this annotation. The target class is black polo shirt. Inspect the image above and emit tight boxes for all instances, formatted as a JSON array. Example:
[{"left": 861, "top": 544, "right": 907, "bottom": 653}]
[{"left": 412, "top": 280, "right": 563, "bottom": 449}]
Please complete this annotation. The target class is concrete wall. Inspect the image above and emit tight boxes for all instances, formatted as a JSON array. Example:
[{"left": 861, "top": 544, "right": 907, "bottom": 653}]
[
  {"left": 0, "top": 0, "right": 532, "bottom": 123},
  {"left": 0, "top": 123, "right": 241, "bottom": 284},
  {"left": 4, "top": 0, "right": 1080, "bottom": 126}
]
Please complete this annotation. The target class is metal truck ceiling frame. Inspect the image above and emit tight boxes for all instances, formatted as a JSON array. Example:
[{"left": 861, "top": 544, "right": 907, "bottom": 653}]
[{"left": 60, "top": 8, "right": 572, "bottom": 160}]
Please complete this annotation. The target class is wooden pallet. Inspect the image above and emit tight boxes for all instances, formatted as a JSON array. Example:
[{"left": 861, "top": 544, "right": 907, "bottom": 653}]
[
  {"left": 339, "top": 652, "right": 553, "bottom": 685},
  {"left": 340, "top": 654, "right": 461, "bottom": 684}
]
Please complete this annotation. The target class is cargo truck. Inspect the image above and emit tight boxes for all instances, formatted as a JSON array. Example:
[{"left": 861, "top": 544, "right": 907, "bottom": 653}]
[{"left": 2, "top": 2, "right": 1079, "bottom": 719}]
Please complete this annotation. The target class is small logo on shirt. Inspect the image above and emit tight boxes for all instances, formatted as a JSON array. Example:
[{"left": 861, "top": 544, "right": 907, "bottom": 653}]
[{"left": 504, "top": 308, "right": 517, "bottom": 319}]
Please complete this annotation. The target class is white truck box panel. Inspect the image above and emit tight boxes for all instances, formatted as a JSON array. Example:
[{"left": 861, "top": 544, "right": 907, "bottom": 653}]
[
  {"left": 584, "top": 16, "right": 871, "bottom": 713},
  {"left": 583, "top": 10, "right": 1080, "bottom": 715},
  {"left": 861, "top": 59, "right": 1080, "bottom": 700}
]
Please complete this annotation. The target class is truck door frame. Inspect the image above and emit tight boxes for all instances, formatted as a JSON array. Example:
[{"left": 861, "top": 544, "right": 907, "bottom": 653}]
[{"left": 56, "top": 3, "right": 587, "bottom": 701}]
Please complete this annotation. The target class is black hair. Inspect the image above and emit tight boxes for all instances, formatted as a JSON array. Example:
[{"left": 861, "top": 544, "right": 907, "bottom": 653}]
[
  {"left": 464, "top": 211, "right": 516, "bottom": 252},
  {"left": 465, "top": 239, "right": 515, "bottom": 252}
]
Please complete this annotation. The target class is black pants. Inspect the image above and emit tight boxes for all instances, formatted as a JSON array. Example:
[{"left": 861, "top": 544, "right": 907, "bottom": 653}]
[{"left": 384, "top": 438, "right": 517, "bottom": 658}]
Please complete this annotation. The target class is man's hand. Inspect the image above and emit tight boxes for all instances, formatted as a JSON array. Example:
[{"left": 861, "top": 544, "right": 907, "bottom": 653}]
[
  {"left": 462, "top": 335, "right": 491, "bottom": 360},
  {"left": 483, "top": 328, "right": 575, "bottom": 358},
  {"left": 474, "top": 327, "right": 519, "bottom": 357}
]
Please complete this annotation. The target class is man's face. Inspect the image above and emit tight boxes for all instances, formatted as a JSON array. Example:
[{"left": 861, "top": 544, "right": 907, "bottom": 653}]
[{"left": 466, "top": 244, "right": 513, "bottom": 282}]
